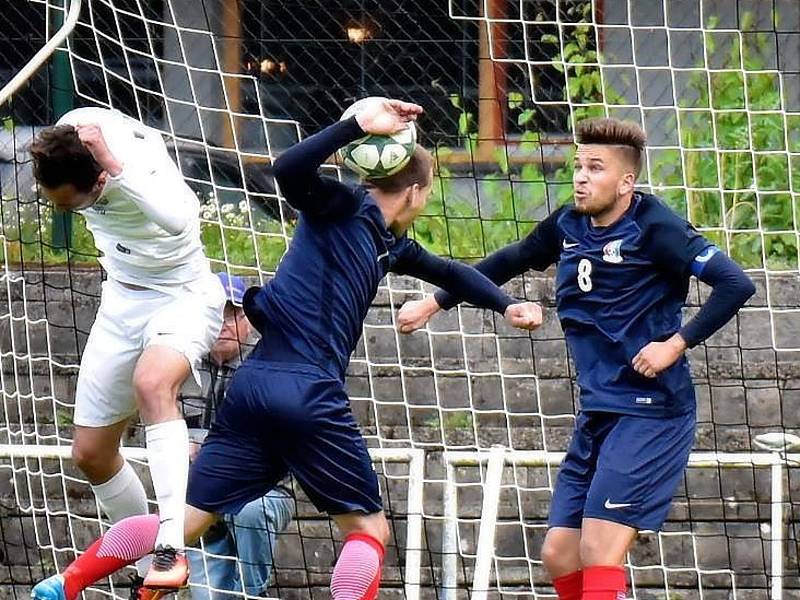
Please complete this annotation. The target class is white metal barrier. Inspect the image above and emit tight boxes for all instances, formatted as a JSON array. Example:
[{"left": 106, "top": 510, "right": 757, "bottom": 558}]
[
  {"left": 0, "top": 444, "right": 425, "bottom": 600},
  {"left": 2, "top": 443, "right": 797, "bottom": 599},
  {"left": 442, "top": 447, "right": 800, "bottom": 600}
]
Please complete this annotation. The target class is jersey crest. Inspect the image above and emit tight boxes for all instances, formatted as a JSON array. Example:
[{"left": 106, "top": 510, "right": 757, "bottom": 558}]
[{"left": 602, "top": 239, "right": 624, "bottom": 264}]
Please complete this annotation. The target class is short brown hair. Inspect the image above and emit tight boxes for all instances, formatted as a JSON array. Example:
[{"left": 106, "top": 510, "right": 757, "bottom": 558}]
[
  {"left": 365, "top": 146, "right": 434, "bottom": 194},
  {"left": 576, "top": 118, "right": 646, "bottom": 176},
  {"left": 30, "top": 125, "right": 102, "bottom": 193}
]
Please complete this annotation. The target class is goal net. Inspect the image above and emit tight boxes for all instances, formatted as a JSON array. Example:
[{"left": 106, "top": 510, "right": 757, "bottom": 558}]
[{"left": 0, "top": 0, "right": 798, "bottom": 598}]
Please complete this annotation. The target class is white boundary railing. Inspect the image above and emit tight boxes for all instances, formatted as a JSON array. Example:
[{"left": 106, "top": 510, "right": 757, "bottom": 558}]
[
  {"left": 1, "top": 443, "right": 797, "bottom": 598},
  {"left": 0, "top": 0, "right": 83, "bottom": 106},
  {"left": 0, "top": 444, "right": 425, "bottom": 600},
  {"left": 442, "top": 447, "right": 800, "bottom": 600}
]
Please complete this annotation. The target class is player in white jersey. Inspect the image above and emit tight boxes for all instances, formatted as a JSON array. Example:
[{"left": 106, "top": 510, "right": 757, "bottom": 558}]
[{"left": 30, "top": 108, "right": 226, "bottom": 587}]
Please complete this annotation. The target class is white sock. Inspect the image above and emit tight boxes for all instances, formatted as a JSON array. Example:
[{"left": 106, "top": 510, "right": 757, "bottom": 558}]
[
  {"left": 145, "top": 419, "right": 189, "bottom": 551},
  {"left": 91, "top": 460, "right": 152, "bottom": 576}
]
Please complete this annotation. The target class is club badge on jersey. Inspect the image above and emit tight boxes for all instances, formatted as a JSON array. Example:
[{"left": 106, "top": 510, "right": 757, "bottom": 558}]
[{"left": 601, "top": 239, "right": 624, "bottom": 264}]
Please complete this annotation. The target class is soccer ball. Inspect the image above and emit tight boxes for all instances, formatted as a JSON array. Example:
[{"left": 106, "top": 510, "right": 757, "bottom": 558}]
[{"left": 339, "top": 97, "right": 417, "bottom": 179}]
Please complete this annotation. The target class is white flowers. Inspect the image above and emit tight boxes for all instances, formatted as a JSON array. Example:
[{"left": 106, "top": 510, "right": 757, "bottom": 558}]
[
  {"left": 199, "top": 203, "right": 218, "bottom": 221},
  {"left": 199, "top": 194, "right": 250, "bottom": 228}
]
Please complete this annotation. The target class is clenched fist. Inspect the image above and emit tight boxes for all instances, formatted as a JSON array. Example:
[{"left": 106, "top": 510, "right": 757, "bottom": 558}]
[
  {"left": 503, "top": 302, "right": 543, "bottom": 331},
  {"left": 397, "top": 296, "right": 441, "bottom": 334}
]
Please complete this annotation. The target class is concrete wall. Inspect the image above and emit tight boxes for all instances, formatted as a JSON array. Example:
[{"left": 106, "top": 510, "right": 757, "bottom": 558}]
[{"left": 0, "top": 268, "right": 797, "bottom": 598}]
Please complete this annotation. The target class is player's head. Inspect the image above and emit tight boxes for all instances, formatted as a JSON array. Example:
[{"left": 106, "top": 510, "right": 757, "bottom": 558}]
[
  {"left": 573, "top": 118, "right": 646, "bottom": 219},
  {"left": 212, "top": 272, "right": 251, "bottom": 365},
  {"left": 365, "top": 146, "right": 434, "bottom": 232},
  {"left": 30, "top": 125, "right": 105, "bottom": 211}
]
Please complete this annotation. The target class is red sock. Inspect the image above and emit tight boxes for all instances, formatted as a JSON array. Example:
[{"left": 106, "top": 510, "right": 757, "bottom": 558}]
[
  {"left": 62, "top": 514, "right": 159, "bottom": 600},
  {"left": 553, "top": 570, "right": 583, "bottom": 600},
  {"left": 582, "top": 566, "right": 626, "bottom": 600},
  {"left": 330, "top": 533, "right": 385, "bottom": 600}
]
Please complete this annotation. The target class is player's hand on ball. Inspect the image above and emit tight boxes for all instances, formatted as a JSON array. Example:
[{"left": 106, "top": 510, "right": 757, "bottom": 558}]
[
  {"left": 632, "top": 334, "right": 687, "bottom": 378},
  {"left": 504, "top": 302, "right": 543, "bottom": 331},
  {"left": 397, "top": 296, "right": 441, "bottom": 334},
  {"left": 75, "top": 124, "right": 123, "bottom": 176},
  {"left": 356, "top": 99, "right": 423, "bottom": 136}
]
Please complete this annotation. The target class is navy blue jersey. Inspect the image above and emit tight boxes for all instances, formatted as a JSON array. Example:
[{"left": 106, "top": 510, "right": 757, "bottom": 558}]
[
  {"left": 548, "top": 194, "right": 711, "bottom": 416},
  {"left": 244, "top": 118, "right": 515, "bottom": 380},
  {"left": 438, "top": 193, "right": 717, "bottom": 417}
]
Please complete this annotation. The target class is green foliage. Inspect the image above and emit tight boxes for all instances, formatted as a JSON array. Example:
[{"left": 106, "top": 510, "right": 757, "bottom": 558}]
[
  {"left": 423, "top": 410, "right": 474, "bottom": 431},
  {"left": 1, "top": 3, "right": 794, "bottom": 276},
  {"left": 534, "top": 2, "right": 795, "bottom": 270},
  {"left": 198, "top": 196, "right": 291, "bottom": 272},
  {"left": 0, "top": 192, "right": 292, "bottom": 272},
  {"left": 0, "top": 201, "right": 99, "bottom": 266},
  {"left": 648, "top": 10, "right": 796, "bottom": 269},
  {"left": 410, "top": 161, "right": 545, "bottom": 259},
  {"left": 56, "top": 407, "right": 74, "bottom": 428},
  {"left": 449, "top": 93, "right": 478, "bottom": 153}
]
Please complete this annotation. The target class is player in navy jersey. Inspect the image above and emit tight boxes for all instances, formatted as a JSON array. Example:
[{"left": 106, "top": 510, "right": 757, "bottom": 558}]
[
  {"left": 397, "top": 118, "right": 755, "bottom": 600},
  {"left": 31, "top": 99, "right": 542, "bottom": 600}
]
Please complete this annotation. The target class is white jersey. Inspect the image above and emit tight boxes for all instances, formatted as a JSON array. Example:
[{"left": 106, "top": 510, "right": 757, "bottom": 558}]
[{"left": 57, "top": 108, "right": 209, "bottom": 289}]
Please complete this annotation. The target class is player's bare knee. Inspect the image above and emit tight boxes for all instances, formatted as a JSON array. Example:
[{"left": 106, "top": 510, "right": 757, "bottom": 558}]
[
  {"left": 354, "top": 523, "right": 388, "bottom": 546},
  {"left": 70, "top": 441, "right": 93, "bottom": 472},
  {"left": 540, "top": 538, "right": 561, "bottom": 573},
  {"left": 360, "top": 512, "right": 389, "bottom": 546},
  {"left": 72, "top": 442, "right": 115, "bottom": 482},
  {"left": 133, "top": 371, "right": 177, "bottom": 417},
  {"left": 375, "top": 515, "right": 390, "bottom": 546},
  {"left": 133, "top": 371, "right": 163, "bottom": 403},
  {"left": 336, "top": 512, "right": 390, "bottom": 546},
  {"left": 579, "top": 533, "right": 618, "bottom": 567},
  {"left": 541, "top": 535, "right": 578, "bottom": 575}
]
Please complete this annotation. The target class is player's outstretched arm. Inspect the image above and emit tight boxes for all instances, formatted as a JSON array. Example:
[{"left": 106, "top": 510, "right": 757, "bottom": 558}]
[
  {"left": 273, "top": 99, "right": 422, "bottom": 218},
  {"left": 393, "top": 240, "right": 543, "bottom": 331},
  {"left": 76, "top": 124, "right": 195, "bottom": 235},
  {"left": 395, "top": 241, "right": 533, "bottom": 334},
  {"left": 632, "top": 250, "right": 755, "bottom": 378},
  {"left": 397, "top": 208, "right": 563, "bottom": 333}
]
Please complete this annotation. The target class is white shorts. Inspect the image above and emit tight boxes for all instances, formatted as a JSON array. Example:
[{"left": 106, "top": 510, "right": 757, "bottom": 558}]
[{"left": 74, "top": 273, "right": 226, "bottom": 427}]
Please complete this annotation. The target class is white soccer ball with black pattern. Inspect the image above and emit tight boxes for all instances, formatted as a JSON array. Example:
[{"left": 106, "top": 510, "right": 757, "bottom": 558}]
[{"left": 339, "top": 97, "right": 417, "bottom": 179}]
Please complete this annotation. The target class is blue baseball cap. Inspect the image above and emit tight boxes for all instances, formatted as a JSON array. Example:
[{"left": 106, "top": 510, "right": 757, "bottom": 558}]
[{"left": 216, "top": 272, "right": 247, "bottom": 306}]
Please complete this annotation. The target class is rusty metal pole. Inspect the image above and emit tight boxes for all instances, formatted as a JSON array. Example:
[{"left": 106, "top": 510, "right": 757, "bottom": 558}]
[{"left": 476, "top": 0, "right": 506, "bottom": 163}]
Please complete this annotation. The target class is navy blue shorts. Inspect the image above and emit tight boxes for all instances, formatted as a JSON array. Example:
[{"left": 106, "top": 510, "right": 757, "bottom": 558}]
[
  {"left": 548, "top": 410, "right": 695, "bottom": 531},
  {"left": 188, "top": 360, "right": 382, "bottom": 516}
]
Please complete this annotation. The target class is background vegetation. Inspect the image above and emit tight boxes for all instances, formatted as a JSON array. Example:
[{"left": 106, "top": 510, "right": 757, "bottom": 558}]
[{"left": 1, "top": 6, "right": 796, "bottom": 273}]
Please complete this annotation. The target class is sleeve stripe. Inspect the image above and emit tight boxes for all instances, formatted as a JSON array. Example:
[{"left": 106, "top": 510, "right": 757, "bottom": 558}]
[{"left": 690, "top": 245, "right": 720, "bottom": 277}]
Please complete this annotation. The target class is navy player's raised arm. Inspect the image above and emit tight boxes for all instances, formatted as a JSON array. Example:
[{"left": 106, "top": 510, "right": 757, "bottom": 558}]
[
  {"left": 272, "top": 117, "right": 366, "bottom": 219},
  {"left": 433, "top": 205, "right": 564, "bottom": 310},
  {"left": 392, "top": 239, "right": 514, "bottom": 314},
  {"left": 643, "top": 206, "right": 755, "bottom": 347}
]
